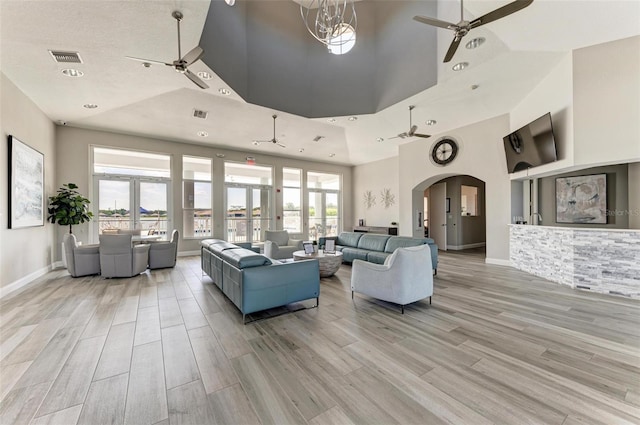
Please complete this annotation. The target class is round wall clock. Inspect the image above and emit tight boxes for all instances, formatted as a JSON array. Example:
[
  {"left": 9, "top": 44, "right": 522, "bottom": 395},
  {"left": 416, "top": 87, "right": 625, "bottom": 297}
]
[{"left": 431, "top": 138, "right": 459, "bottom": 165}]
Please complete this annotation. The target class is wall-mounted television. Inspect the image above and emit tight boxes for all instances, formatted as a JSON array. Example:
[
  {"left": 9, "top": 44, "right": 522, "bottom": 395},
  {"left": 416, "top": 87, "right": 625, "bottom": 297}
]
[{"left": 503, "top": 112, "right": 558, "bottom": 173}]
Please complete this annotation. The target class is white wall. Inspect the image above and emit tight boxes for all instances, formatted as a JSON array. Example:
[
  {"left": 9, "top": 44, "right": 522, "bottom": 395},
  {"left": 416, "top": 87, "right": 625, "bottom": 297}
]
[
  {"left": 573, "top": 36, "right": 640, "bottom": 166},
  {"left": 509, "top": 53, "right": 574, "bottom": 180},
  {"left": 352, "top": 156, "right": 400, "bottom": 230},
  {"left": 55, "top": 126, "right": 354, "bottom": 259},
  {"left": 398, "top": 114, "right": 512, "bottom": 264},
  {"left": 0, "top": 73, "right": 56, "bottom": 295}
]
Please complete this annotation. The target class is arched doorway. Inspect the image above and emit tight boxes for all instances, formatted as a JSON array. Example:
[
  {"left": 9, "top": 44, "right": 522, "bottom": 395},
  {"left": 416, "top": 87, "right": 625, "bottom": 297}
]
[{"left": 413, "top": 174, "right": 487, "bottom": 257}]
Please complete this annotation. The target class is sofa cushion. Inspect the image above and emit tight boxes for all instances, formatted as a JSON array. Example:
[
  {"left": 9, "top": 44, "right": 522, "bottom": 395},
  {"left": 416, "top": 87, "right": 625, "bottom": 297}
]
[
  {"left": 341, "top": 247, "right": 370, "bottom": 263},
  {"left": 357, "top": 234, "right": 390, "bottom": 252},
  {"left": 336, "top": 232, "right": 363, "bottom": 248},
  {"left": 221, "top": 248, "right": 272, "bottom": 269},
  {"left": 265, "top": 230, "right": 289, "bottom": 246},
  {"left": 384, "top": 236, "right": 427, "bottom": 253},
  {"left": 366, "top": 251, "right": 390, "bottom": 264}
]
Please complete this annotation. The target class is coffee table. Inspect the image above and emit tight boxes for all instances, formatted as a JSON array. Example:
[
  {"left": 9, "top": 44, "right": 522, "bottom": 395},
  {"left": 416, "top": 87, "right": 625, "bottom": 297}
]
[{"left": 293, "top": 250, "right": 343, "bottom": 277}]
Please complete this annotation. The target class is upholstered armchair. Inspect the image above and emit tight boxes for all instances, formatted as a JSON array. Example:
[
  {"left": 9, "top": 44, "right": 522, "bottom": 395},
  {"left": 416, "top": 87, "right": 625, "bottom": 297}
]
[
  {"left": 263, "top": 230, "right": 303, "bottom": 260},
  {"left": 63, "top": 233, "right": 101, "bottom": 277},
  {"left": 149, "top": 229, "right": 179, "bottom": 269},
  {"left": 351, "top": 244, "right": 433, "bottom": 313},
  {"left": 99, "top": 234, "right": 149, "bottom": 278}
]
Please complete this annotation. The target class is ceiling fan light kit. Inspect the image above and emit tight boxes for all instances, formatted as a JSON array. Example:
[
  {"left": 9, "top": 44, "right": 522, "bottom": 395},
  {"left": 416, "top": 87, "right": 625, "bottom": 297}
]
[
  {"left": 414, "top": 0, "right": 534, "bottom": 63},
  {"left": 253, "top": 115, "right": 286, "bottom": 148},
  {"left": 126, "top": 11, "right": 209, "bottom": 89},
  {"left": 388, "top": 105, "right": 431, "bottom": 140}
]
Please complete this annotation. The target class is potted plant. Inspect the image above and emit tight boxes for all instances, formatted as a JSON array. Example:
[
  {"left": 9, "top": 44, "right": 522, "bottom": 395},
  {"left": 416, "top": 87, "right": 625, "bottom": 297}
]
[{"left": 47, "top": 183, "right": 93, "bottom": 234}]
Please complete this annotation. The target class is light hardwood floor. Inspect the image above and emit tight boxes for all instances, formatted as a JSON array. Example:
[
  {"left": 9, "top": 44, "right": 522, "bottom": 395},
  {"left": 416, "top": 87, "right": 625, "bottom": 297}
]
[{"left": 1, "top": 250, "right": 639, "bottom": 425}]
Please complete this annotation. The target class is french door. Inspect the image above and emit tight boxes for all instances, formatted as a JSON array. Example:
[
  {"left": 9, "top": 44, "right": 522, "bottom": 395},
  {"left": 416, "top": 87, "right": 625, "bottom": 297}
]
[
  {"left": 308, "top": 190, "right": 340, "bottom": 240},
  {"left": 225, "top": 185, "right": 271, "bottom": 243},
  {"left": 93, "top": 176, "right": 171, "bottom": 242}
]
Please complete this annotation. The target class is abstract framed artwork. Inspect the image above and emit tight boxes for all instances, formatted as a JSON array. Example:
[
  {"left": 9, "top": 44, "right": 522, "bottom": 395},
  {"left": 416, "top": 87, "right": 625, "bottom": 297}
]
[
  {"left": 556, "top": 174, "right": 607, "bottom": 224},
  {"left": 8, "top": 135, "right": 44, "bottom": 228}
]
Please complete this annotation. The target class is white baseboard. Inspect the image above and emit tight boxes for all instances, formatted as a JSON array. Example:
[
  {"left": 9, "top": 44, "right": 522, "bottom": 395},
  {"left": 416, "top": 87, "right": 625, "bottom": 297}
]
[
  {"left": 178, "top": 250, "right": 200, "bottom": 257},
  {"left": 485, "top": 257, "right": 511, "bottom": 267},
  {"left": 446, "top": 242, "right": 486, "bottom": 251},
  {"left": 0, "top": 263, "right": 55, "bottom": 299}
]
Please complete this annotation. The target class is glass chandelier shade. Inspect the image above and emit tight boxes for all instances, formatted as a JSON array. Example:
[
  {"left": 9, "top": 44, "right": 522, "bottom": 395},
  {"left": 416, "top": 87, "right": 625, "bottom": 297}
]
[{"left": 300, "top": 0, "right": 357, "bottom": 54}]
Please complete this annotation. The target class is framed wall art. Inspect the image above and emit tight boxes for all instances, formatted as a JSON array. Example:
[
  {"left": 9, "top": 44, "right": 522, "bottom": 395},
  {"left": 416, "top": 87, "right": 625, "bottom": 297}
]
[
  {"left": 556, "top": 174, "right": 607, "bottom": 224},
  {"left": 9, "top": 135, "right": 44, "bottom": 228}
]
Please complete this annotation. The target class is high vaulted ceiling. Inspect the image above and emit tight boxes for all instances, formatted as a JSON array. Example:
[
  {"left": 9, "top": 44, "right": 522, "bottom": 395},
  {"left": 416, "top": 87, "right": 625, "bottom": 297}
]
[{"left": 1, "top": 1, "right": 639, "bottom": 166}]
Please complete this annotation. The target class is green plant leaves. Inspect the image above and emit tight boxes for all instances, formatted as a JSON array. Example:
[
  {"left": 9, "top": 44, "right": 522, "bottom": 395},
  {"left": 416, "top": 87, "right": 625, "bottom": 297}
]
[{"left": 47, "top": 183, "right": 93, "bottom": 232}]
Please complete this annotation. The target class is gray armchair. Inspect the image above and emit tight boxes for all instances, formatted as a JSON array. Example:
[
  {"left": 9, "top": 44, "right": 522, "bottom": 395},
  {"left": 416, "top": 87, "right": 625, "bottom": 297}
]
[
  {"left": 263, "top": 230, "right": 303, "bottom": 260},
  {"left": 351, "top": 244, "right": 433, "bottom": 314},
  {"left": 99, "top": 234, "right": 149, "bottom": 278},
  {"left": 149, "top": 229, "right": 179, "bottom": 269},
  {"left": 63, "top": 233, "right": 101, "bottom": 277}
]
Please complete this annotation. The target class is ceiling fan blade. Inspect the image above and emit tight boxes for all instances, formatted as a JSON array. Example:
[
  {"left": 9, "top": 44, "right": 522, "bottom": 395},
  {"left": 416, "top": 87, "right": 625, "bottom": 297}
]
[
  {"left": 470, "top": 0, "right": 533, "bottom": 29},
  {"left": 414, "top": 133, "right": 431, "bottom": 139},
  {"left": 126, "top": 56, "right": 172, "bottom": 66},
  {"left": 413, "top": 15, "right": 458, "bottom": 30},
  {"left": 277, "top": 143, "right": 286, "bottom": 148},
  {"left": 182, "top": 46, "right": 204, "bottom": 66},
  {"left": 185, "top": 69, "right": 209, "bottom": 89},
  {"left": 408, "top": 125, "right": 418, "bottom": 136},
  {"left": 444, "top": 36, "right": 462, "bottom": 63}
]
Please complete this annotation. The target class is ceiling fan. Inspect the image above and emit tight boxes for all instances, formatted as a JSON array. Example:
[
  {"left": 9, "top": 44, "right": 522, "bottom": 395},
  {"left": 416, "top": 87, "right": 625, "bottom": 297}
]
[
  {"left": 389, "top": 106, "right": 431, "bottom": 140},
  {"left": 253, "top": 115, "right": 286, "bottom": 148},
  {"left": 413, "top": 0, "right": 534, "bottom": 63},
  {"left": 126, "top": 11, "right": 209, "bottom": 89}
]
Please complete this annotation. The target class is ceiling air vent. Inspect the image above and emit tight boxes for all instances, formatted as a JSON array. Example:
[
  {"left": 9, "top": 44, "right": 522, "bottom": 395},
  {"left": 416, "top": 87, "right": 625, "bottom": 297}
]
[
  {"left": 49, "top": 50, "right": 82, "bottom": 63},
  {"left": 193, "top": 109, "right": 208, "bottom": 119}
]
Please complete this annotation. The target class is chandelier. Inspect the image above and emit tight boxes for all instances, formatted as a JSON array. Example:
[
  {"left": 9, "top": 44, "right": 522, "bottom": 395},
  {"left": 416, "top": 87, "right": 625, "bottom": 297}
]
[{"left": 300, "top": 0, "right": 357, "bottom": 54}]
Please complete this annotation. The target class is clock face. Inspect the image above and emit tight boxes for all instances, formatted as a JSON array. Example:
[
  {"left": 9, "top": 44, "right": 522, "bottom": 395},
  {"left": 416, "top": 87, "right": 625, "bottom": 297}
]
[{"left": 431, "top": 138, "right": 459, "bottom": 165}]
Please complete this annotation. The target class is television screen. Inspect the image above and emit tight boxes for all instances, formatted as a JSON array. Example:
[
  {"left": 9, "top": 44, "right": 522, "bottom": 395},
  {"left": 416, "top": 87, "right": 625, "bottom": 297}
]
[{"left": 503, "top": 112, "right": 557, "bottom": 173}]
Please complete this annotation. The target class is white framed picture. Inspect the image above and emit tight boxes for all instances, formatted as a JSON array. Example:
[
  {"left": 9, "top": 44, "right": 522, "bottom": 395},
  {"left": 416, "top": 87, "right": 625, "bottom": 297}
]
[
  {"left": 9, "top": 135, "right": 44, "bottom": 229},
  {"left": 324, "top": 239, "right": 335, "bottom": 254}
]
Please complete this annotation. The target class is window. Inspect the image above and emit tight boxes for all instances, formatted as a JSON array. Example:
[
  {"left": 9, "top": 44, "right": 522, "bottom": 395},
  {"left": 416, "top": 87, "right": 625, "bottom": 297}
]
[
  {"left": 307, "top": 172, "right": 341, "bottom": 240},
  {"left": 283, "top": 168, "right": 301, "bottom": 233},
  {"left": 92, "top": 147, "right": 171, "bottom": 241},
  {"left": 183, "top": 156, "right": 212, "bottom": 238},
  {"left": 225, "top": 162, "right": 272, "bottom": 243},
  {"left": 461, "top": 185, "right": 479, "bottom": 216}
]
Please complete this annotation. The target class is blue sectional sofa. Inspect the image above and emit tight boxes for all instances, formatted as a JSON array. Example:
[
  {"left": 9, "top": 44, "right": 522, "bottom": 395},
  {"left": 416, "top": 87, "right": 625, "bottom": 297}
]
[
  {"left": 320, "top": 232, "right": 438, "bottom": 274},
  {"left": 201, "top": 239, "right": 320, "bottom": 322}
]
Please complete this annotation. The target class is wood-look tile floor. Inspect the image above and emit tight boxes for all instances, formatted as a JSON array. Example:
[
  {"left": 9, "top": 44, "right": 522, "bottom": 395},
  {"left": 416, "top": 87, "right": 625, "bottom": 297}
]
[{"left": 1, "top": 250, "right": 639, "bottom": 425}]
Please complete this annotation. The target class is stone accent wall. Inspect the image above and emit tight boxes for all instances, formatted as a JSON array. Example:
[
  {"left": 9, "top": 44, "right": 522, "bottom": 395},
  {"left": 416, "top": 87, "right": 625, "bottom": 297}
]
[{"left": 510, "top": 225, "right": 640, "bottom": 298}]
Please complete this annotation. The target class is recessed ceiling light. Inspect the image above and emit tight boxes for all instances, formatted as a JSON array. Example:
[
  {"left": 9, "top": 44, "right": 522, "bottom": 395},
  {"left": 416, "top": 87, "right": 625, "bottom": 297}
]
[
  {"left": 425, "top": 120, "right": 437, "bottom": 126},
  {"left": 142, "top": 62, "right": 151, "bottom": 68},
  {"left": 329, "top": 153, "right": 336, "bottom": 157},
  {"left": 62, "top": 68, "right": 84, "bottom": 77},
  {"left": 465, "top": 37, "right": 486, "bottom": 50},
  {"left": 225, "top": 0, "right": 235, "bottom": 5},
  {"left": 218, "top": 88, "right": 231, "bottom": 95},
  {"left": 348, "top": 116, "right": 358, "bottom": 121},
  {"left": 197, "top": 71, "right": 212, "bottom": 80},
  {"left": 83, "top": 103, "right": 98, "bottom": 109},
  {"left": 299, "top": 148, "right": 305, "bottom": 153},
  {"left": 252, "top": 141, "right": 260, "bottom": 146},
  {"left": 452, "top": 62, "right": 469, "bottom": 71},
  {"left": 215, "top": 153, "right": 225, "bottom": 158},
  {"left": 327, "top": 118, "right": 336, "bottom": 123},
  {"left": 197, "top": 131, "right": 208, "bottom": 137},
  {"left": 471, "top": 84, "right": 480, "bottom": 90},
  {"left": 376, "top": 137, "right": 384, "bottom": 142}
]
